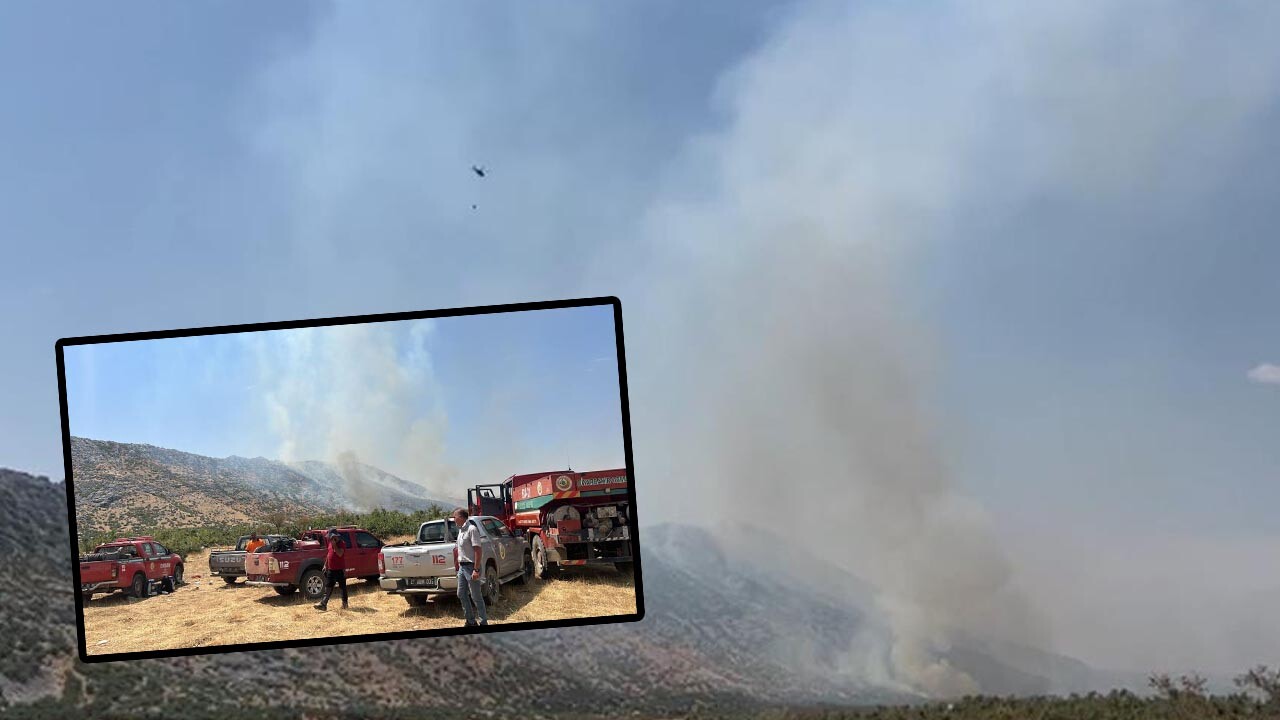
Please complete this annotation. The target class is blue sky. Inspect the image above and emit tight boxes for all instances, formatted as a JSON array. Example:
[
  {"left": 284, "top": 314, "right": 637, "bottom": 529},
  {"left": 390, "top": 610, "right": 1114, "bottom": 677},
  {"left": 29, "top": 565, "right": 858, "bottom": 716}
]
[
  {"left": 63, "top": 305, "right": 624, "bottom": 492},
  {"left": 3, "top": 0, "right": 1280, "bottom": 677}
]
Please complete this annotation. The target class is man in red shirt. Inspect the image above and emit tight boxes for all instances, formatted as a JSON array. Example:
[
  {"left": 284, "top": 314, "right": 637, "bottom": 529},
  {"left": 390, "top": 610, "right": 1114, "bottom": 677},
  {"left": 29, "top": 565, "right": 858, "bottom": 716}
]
[{"left": 314, "top": 529, "right": 348, "bottom": 611}]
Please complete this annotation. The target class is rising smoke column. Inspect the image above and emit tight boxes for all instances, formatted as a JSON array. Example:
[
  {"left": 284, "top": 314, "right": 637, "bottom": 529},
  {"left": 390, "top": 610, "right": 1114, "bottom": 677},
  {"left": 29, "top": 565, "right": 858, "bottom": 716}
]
[
  {"left": 621, "top": 0, "right": 1280, "bottom": 695},
  {"left": 252, "top": 319, "right": 458, "bottom": 502},
  {"left": 242, "top": 0, "right": 1280, "bottom": 695},
  {"left": 619, "top": 1, "right": 1043, "bottom": 697}
]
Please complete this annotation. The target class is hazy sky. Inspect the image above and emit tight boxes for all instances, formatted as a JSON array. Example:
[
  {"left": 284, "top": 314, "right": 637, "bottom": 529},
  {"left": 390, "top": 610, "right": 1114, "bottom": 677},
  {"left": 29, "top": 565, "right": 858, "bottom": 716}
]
[
  {"left": 3, "top": 0, "right": 1279, "bottom": 678},
  {"left": 63, "top": 306, "right": 624, "bottom": 495}
]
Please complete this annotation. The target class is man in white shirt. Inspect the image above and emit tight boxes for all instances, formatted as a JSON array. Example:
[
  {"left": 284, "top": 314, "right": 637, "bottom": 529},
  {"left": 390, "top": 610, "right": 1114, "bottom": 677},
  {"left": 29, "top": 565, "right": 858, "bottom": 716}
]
[{"left": 452, "top": 508, "right": 488, "bottom": 627}]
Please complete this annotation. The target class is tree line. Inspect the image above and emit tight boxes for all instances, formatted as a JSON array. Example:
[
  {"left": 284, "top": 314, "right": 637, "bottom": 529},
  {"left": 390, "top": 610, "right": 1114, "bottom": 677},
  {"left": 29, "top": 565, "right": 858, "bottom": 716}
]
[
  {"left": 719, "top": 668, "right": 1280, "bottom": 720},
  {"left": 76, "top": 504, "right": 452, "bottom": 557}
]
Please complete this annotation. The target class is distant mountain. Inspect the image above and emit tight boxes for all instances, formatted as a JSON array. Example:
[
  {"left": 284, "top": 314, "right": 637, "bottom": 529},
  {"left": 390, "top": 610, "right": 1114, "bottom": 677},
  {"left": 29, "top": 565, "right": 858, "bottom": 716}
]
[
  {"left": 941, "top": 632, "right": 1154, "bottom": 697},
  {"left": 1, "top": 463, "right": 1135, "bottom": 717},
  {"left": 705, "top": 520, "right": 1154, "bottom": 698},
  {"left": 288, "top": 458, "right": 463, "bottom": 512},
  {"left": 0, "top": 469, "right": 77, "bottom": 704},
  {"left": 70, "top": 437, "right": 459, "bottom": 534},
  {"left": 4, "top": 467, "right": 913, "bottom": 716}
]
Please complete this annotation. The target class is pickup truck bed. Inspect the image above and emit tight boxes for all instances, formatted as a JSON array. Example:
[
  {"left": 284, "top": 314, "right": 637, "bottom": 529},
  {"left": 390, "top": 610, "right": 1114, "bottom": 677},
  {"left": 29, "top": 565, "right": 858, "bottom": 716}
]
[
  {"left": 379, "top": 516, "right": 532, "bottom": 607},
  {"left": 245, "top": 528, "right": 384, "bottom": 602},
  {"left": 209, "top": 534, "right": 289, "bottom": 584}
]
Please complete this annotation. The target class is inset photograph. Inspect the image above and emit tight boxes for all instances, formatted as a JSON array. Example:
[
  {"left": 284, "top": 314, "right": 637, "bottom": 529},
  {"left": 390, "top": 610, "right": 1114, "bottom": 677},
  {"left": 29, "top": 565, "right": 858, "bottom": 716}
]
[{"left": 58, "top": 298, "right": 639, "bottom": 661}]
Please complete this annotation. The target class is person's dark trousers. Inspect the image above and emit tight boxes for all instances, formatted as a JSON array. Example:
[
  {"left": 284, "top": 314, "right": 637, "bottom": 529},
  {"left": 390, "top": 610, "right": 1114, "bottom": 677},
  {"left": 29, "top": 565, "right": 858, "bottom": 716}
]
[
  {"left": 457, "top": 561, "right": 487, "bottom": 625},
  {"left": 319, "top": 570, "right": 348, "bottom": 609}
]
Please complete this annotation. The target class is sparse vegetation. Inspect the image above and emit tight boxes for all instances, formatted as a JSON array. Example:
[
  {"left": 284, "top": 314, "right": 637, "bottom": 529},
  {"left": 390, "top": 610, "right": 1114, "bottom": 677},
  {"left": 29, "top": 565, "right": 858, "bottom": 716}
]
[
  {"left": 70, "top": 437, "right": 458, "bottom": 538},
  {"left": 12, "top": 467, "right": 1280, "bottom": 719},
  {"left": 699, "top": 667, "right": 1280, "bottom": 720}
]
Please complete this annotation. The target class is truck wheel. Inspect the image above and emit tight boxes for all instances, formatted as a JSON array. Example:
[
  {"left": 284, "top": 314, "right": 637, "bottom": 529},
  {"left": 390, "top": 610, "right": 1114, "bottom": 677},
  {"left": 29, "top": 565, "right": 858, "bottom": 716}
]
[
  {"left": 129, "top": 572, "right": 147, "bottom": 598},
  {"left": 483, "top": 562, "right": 500, "bottom": 605},
  {"left": 223, "top": 576, "right": 238, "bottom": 585},
  {"left": 301, "top": 568, "right": 327, "bottom": 601},
  {"left": 273, "top": 585, "right": 297, "bottom": 596},
  {"left": 517, "top": 551, "right": 534, "bottom": 585},
  {"left": 532, "top": 536, "right": 558, "bottom": 580},
  {"left": 173, "top": 564, "right": 184, "bottom": 585}
]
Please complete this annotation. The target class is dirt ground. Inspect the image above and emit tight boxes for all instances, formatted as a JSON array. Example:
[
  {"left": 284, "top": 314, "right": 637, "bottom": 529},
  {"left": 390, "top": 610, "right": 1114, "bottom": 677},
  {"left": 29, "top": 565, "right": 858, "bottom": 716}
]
[{"left": 82, "top": 539, "right": 638, "bottom": 655}]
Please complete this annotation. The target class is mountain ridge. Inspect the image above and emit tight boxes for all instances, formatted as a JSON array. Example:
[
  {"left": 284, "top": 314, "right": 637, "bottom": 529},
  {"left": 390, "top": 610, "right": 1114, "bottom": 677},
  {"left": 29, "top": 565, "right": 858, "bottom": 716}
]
[
  {"left": 69, "top": 437, "right": 460, "bottom": 534},
  {"left": 4, "top": 466, "right": 913, "bottom": 715},
  {"left": 4, "top": 465, "right": 1137, "bottom": 715}
]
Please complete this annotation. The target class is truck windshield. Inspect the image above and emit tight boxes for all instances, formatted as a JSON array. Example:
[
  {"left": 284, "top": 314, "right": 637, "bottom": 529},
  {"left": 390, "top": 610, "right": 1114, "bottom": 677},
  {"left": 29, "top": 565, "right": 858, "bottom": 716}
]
[{"left": 419, "top": 520, "right": 457, "bottom": 544}]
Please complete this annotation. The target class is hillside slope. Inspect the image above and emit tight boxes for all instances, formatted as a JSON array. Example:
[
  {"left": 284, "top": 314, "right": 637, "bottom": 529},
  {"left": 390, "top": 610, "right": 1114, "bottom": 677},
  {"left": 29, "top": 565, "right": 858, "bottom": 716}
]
[
  {"left": 288, "top": 458, "right": 462, "bottom": 512},
  {"left": 70, "top": 437, "right": 456, "bottom": 534},
  {"left": 4, "top": 465, "right": 1132, "bottom": 717},
  {"left": 0, "top": 469, "right": 77, "bottom": 702},
  {"left": 4, "top": 466, "right": 915, "bottom": 716}
]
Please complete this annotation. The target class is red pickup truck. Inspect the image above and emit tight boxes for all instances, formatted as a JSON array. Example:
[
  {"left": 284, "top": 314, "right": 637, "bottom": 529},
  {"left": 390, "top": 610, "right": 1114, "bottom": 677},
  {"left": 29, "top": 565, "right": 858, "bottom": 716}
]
[
  {"left": 244, "top": 527, "right": 384, "bottom": 602},
  {"left": 78, "top": 536, "right": 185, "bottom": 600}
]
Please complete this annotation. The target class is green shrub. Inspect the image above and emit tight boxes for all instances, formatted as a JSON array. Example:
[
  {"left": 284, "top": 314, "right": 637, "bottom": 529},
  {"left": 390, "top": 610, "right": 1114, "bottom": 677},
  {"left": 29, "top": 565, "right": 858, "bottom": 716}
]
[{"left": 99, "top": 505, "right": 454, "bottom": 558}]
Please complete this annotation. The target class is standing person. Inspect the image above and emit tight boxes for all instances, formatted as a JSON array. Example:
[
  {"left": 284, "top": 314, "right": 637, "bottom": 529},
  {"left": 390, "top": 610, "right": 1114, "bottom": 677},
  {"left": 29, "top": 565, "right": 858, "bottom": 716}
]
[
  {"left": 314, "top": 529, "right": 348, "bottom": 611},
  {"left": 452, "top": 509, "right": 488, "bottom": 627},
  {"left": 244, "top": 533, "right": 265, "bottom": 554}
]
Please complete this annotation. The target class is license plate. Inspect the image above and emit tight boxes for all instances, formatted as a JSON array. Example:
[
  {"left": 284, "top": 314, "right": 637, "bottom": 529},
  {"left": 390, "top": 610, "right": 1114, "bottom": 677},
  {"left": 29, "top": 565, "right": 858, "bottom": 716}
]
[{"left": 407, "top": 578, "right": 437, "bottom": 588}]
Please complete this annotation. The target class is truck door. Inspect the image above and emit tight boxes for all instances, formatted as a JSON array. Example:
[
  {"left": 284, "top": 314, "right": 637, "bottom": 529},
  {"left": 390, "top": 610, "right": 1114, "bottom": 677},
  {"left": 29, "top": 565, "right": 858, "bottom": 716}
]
[
  {"left": 481, "top": 518, "right": 518, "bottom": 577},
  {"left": 139, "top": 542, "right": 161, "bottom": 579},
  {"left": 480, "top": 489, "right": 504, "bottom": 518},
  {"left": 350, "top": 531, "right": 383, "bottom": 577},
  {"left": 152, "top": 542, "right": 175, "bottom": 577}
]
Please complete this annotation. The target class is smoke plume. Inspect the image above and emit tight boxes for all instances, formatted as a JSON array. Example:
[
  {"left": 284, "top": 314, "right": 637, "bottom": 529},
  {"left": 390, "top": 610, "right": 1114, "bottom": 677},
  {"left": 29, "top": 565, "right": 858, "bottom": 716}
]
[
  {"left": 242, "top": 0, "right": 1280, "bottom": 697},
  {"left": 250, "top": 319, "right": 458, "bottom": 501},
  {"left": 612, "top": 0, "right": 1280, "bottom": 694},
  {"left": 620, "top": 1, "right": 1035, "bottom": 696}
]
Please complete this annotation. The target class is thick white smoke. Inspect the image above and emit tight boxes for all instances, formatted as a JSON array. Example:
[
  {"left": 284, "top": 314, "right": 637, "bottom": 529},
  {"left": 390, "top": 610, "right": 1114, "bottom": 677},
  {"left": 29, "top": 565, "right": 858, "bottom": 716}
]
[
  {"left": 613, "top": 0, "right": 1280, "bottom": 694},
  {"left": 250, "top": 319, "right": 458, "bottom": 501},
  {"left": 612, "top": 2, "right": 1035, "bottom": 696},
  {"left": 243, "top": 0, "right": 1280, "bottom": 697}
]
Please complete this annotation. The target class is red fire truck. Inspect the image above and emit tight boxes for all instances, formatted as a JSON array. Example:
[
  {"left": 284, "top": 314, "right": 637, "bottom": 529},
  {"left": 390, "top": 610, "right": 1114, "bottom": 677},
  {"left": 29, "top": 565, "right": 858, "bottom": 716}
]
[
  {"left": 78, "top": 536, "right": 184, "bottom": 599},
  {"left": 468, "top": 468, "right": 633, "bottom": 578}
]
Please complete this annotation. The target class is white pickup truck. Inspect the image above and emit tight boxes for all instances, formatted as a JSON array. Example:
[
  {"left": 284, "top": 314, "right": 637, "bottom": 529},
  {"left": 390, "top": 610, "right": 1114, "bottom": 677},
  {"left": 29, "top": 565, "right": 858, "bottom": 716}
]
[{"left": 377, "top": 515, "right": 533, "bottom": 608}]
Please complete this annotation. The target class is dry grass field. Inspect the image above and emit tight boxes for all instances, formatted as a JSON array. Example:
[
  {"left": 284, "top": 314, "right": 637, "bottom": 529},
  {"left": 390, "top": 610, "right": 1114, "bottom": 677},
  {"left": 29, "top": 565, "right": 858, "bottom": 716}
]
[{"left": 81, "top": 538, "right": 638, "bottom": 655}]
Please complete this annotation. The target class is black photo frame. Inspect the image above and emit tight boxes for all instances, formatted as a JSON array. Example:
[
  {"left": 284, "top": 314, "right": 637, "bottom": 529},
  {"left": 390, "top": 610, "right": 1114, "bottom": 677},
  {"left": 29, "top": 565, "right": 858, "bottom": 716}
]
[{"left": 55, "top": 296, "right": 644, "bottom": 663}]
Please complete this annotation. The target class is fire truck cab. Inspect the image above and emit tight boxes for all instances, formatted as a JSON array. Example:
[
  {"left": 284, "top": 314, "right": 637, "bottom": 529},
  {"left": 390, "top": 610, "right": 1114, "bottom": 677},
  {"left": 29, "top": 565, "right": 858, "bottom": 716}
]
[{"left": 467, "top": 468, "right": 633, "bottom": 578}]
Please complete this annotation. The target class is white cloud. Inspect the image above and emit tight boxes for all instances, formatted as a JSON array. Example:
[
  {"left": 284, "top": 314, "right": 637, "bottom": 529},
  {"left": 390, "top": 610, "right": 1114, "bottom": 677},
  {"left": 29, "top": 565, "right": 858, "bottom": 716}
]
[{"left": 1247, "top": 363, "right": 1280, "bottom": 385}]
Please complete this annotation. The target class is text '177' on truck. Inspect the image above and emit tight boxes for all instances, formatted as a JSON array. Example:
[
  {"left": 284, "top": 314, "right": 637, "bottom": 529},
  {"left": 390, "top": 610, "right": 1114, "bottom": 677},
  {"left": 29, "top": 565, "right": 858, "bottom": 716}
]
[
  {"left": 469, "top": 468, "right": 633, "bottom": 579},
  {"left": 78, "top": 537, "right": 185, "bottom": 600}
]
